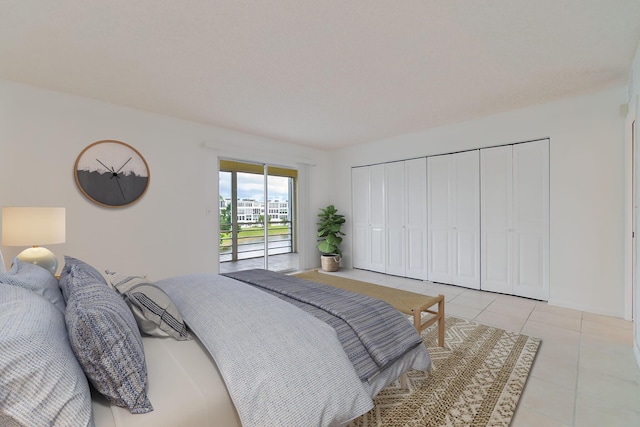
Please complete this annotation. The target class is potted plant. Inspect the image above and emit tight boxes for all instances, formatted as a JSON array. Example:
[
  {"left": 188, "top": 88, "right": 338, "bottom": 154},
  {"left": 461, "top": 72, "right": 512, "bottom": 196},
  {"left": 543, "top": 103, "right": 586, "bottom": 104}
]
[{"left": 316, "top": 204, "right": 345, "bottom": 272}]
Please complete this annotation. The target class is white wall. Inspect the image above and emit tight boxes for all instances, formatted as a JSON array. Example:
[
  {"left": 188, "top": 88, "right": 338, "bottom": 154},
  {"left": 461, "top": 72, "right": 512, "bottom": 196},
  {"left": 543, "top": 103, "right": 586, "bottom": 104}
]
[
  {"left": 331, "top": 86, "right": 627, "bottom": 318},
  {"left": 0, "top": 79, "right": 331, "bottom": 278},
  {"left": 0, "top": 78, "right": 630, "bottom": 320}
]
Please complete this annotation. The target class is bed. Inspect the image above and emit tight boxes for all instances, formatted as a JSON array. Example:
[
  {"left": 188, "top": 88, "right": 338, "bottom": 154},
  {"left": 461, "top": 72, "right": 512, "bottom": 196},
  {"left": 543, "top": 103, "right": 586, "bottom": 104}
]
[{"left": 0, "top": 257, "right": 431, "bottom": 427}]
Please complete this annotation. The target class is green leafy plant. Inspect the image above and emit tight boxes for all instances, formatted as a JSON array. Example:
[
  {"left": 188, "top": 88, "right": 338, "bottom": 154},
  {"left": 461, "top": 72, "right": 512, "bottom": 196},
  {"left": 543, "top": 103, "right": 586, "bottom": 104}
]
[{"left": 316, "top": 205, "right": 345, "bottom": 256}]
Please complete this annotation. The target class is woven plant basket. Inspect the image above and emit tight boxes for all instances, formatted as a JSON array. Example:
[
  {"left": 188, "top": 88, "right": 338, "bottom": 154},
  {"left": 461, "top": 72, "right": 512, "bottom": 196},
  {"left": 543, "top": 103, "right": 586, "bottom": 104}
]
[{"left": 321, "top": 254, "right": 340, "bottom": 272}]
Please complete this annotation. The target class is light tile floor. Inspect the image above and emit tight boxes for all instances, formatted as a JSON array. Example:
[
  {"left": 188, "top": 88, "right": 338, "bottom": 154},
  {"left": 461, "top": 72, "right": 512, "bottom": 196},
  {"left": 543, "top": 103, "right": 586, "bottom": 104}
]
[{"left": 318, "top": 268, "right": 640, "bottom": 427}]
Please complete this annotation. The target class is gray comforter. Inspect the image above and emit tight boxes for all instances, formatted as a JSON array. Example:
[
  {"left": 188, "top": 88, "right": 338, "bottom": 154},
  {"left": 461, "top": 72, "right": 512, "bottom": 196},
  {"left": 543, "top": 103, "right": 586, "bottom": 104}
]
[
  {"left": 223, "top": 269, "right": 424, "bottom": 381},
  {"left": 156, "top": 273, "right": 374, "bottom": 427}
]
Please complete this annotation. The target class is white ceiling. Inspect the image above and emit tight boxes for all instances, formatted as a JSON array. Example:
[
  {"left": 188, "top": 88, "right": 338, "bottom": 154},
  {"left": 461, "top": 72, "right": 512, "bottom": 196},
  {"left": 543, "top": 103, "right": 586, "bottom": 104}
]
[{"left": 2, "top": 1, "right": 640, "bottom": 150}]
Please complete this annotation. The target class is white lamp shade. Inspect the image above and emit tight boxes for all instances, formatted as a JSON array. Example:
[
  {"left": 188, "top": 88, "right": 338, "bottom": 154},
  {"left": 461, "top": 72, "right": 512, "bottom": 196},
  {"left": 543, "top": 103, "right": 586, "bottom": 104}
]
[{"left": 1, "top": 207, "right": 66, "bottom": 246}]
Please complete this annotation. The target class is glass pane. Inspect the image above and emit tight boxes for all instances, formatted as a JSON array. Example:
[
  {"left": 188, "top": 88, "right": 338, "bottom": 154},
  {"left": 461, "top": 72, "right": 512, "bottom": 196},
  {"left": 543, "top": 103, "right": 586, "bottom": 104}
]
[
  {"left": 267, "top": 175, "right": 293, "bottom": 256},
  {"left": 236, "top": 172, "right": 266, "bottom": 259},
  {"left": 219, "top": 171, "right": 232, "bottom": 262}
]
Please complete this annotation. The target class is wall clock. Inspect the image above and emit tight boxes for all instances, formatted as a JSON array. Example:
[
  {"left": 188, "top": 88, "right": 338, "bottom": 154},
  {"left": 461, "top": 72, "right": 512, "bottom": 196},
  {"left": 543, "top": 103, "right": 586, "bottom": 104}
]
[{"left": 74, "top": 140, "right": 150, "bottom": 207}]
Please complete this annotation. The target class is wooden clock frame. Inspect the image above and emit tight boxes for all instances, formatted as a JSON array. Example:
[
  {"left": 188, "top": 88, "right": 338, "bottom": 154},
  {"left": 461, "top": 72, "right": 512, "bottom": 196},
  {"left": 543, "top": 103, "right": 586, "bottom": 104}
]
[{"left": 74, "top": 140, "right": 150, "bottom": 208}]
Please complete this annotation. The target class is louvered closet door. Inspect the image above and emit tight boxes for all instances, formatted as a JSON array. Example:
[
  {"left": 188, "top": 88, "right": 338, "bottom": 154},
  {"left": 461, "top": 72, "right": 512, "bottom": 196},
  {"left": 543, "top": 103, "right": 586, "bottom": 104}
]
[
  {"left": 405, "top": 158, "right": 428, "bottom": 279},
  {"left": 385, "top": 162, "right": 406, "bottom": 276},
  {"left": 352, "top": 166, "right": 370, "bottom": 270},
  {"left": 512, "top": 140, "right": 549, "bottom": 300}
]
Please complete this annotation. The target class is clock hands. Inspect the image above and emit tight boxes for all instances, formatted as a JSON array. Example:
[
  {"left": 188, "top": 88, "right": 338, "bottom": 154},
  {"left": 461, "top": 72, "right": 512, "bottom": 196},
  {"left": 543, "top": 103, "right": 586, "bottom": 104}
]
[
  {"left": 97, "top": 157, "right": 134, "bottom": 176},
  {"left": 96, "top": 159, "right": 112, "bottom": 172},
  {"left": 116, "top": 157, "right": 132, "bottom": 174},
  {"left": 115, "top": 175, "right": 126, "bottom": 201},
  {"left": 96, "top": 158, "right": 127, "bottom": 201}
]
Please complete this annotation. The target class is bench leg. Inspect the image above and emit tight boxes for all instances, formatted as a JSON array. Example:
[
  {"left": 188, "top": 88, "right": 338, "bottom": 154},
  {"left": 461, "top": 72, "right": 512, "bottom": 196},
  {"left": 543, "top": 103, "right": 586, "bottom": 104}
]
[
  {"left": 413, "top": 309, "right": 421, "bottom": 333},
  {"left": 412, "top": 295, "right": 445, "bottom": 347}
]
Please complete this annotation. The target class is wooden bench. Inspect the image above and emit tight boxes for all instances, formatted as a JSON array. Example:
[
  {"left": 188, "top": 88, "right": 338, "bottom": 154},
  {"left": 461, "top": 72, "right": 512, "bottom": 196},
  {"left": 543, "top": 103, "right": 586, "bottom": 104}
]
[{"left": 291, "top": 270, "right": 445, "bottom": 347}]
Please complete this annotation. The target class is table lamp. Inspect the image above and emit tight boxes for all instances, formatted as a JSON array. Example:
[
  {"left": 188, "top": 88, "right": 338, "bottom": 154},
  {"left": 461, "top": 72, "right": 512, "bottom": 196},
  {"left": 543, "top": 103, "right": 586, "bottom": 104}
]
[{"left": 1, "top": 207, "right": 66, "bottom": 275}]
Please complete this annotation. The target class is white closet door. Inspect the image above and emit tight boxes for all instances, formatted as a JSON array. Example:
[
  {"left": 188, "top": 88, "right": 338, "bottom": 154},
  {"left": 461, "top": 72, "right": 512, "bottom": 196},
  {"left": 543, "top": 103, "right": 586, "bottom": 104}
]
[
  {"left": 369, "top": 164, "right": 386, "bottom": 273},
  {"left": 453, "top": 151, "right": 481, "bottom": 289},
  {"left": 428, "top": 155, "right": 453, "bottom": 283},
  {"left": 385, "top": 162, "right": 406, "bottom": 276},
  {"left": 513, "top": 140, "right": 549, "bottom": 300},
  {"left": 428, "top": 151, "right": 480, "bottom": 288},
  {"left": 352, "top": 167, "right": 370, "bottom": 270},
  {"left": 405, "top": 158, "right": 428, "bottom": 279},
  {"left": 480, "top": 140, "right": 549, "bottom": 300},
  {"left": 481, "top": 146, "right": 514, "bottom": 293}
]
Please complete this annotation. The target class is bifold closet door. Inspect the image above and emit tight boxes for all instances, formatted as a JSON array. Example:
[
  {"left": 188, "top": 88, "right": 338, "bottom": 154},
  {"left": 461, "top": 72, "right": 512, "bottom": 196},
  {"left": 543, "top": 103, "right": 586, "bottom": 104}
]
[
  {"left": 351, "top": 164, "right": 386, "bottom": 273},
  {"left": 405, "top": 158, "right": 428, "bottom": 280},
  {"left": 480, "top": 145, "right": 513, "bottom": 294},
  {"left": 369, "top": 164, "right": 386, "bottom": 273},
  {"left": 512, "top": 140, "right": 549, "bottom": 299},
  {"left": 480, "top": 139, "right": 549, "bottom": 300},
  {"left": 353, "top": 160, "right": 426, "bottom": 279},
  {"left": 352, "top": 166, "right": 370, "bottom": 270},
  {"left": 385, "top": 162, "right": 406, "bottom": 276},
  {"left": 427, "top": 151, "right": 480, "bottom": 289}
]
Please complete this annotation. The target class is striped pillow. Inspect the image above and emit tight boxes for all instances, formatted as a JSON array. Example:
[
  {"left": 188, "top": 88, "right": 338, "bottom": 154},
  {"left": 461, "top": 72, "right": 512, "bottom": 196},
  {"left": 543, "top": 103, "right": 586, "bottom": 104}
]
[
  {"left": 106, "top": 273, "right": 190, "bottom": 341},
  {"left": 60, "top": 256, "right": 152, "bottom": 414}
]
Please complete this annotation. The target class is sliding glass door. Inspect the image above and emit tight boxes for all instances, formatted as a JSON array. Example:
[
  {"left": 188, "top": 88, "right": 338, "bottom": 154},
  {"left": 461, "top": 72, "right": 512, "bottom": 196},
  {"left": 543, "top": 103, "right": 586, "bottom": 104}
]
[{"left": 219, "top": 160, "right": 298, "bottom": 272}]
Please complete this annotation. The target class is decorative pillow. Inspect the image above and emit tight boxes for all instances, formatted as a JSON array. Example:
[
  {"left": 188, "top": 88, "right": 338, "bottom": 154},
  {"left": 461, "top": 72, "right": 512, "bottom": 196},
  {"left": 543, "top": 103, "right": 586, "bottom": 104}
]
[
  {"left": 0, "top": 259, "right": 65, "bottom": 312},
  {"left": 0, "top": 283, "right": 94, "bottom": 426},
  {"left": 60, "top": 256, "right": 153, "bottom": 414},
  {"left": 106, "top": 272, "right": 191, "bottom": 340}
]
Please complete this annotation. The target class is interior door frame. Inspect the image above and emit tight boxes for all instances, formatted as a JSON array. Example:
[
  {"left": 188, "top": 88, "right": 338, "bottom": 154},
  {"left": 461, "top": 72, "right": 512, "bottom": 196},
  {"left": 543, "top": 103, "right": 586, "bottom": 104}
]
[{"left": 627, "top": 95, "right": 637, "bottom": 322}]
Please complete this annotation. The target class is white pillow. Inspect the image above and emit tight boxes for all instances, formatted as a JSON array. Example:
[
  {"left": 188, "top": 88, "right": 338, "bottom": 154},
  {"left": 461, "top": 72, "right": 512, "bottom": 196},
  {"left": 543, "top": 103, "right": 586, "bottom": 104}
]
[
  {"left": 0, "top": 283, "right": 93, "bottom": 426},
  {"left": 0, "top": 259, "right": 65, "bottom": 312},
  {"left": 0, "top": 250, "right": 5, "bottom": 273}
]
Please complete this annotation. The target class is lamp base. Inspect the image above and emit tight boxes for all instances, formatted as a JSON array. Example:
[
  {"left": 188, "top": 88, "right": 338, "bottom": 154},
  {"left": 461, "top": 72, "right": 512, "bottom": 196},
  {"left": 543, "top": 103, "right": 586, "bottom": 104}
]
[{"left": 16, "top": 247, "right": 58, "bottom": 275}]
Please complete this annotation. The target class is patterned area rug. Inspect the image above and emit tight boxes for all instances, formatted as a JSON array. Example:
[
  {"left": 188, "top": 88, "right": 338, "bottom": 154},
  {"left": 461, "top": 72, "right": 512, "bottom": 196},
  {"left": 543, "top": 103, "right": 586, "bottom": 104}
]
[{"left": 350, "top": 316, "right": 540, "bottom": 427}]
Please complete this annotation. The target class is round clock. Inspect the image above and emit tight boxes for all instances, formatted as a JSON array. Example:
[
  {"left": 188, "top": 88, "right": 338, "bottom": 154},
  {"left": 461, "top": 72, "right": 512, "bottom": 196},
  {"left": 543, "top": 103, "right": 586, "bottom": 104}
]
[{"left": 74, "top": 140, "right": 150, "bottom": 207}]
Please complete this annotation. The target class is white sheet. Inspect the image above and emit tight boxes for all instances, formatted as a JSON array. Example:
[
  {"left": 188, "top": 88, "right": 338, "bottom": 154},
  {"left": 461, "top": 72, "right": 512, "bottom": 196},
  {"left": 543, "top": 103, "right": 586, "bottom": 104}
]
[{"left": 92, "top": 334, "right": 241, "bottom": 427}]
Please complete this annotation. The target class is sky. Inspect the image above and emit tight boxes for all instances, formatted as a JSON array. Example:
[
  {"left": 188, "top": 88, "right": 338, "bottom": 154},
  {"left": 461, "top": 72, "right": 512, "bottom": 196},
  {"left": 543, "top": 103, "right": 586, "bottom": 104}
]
[{"left": 219, "top": 172, "right": 289, "bottom": 202}]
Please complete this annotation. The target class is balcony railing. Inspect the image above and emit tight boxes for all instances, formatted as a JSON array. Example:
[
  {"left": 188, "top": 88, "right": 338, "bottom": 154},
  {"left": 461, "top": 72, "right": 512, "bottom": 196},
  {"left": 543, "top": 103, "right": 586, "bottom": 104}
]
[{"left": 220, "top": 222, "right": 293, "bottom": 262}]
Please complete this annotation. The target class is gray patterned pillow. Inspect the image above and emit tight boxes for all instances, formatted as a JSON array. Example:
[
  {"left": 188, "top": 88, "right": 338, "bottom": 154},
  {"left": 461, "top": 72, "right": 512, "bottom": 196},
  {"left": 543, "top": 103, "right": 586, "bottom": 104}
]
[
  {"left": 106, "top": 272, "right": 191, "bottom": 340},
  {"left": 60, "top": 256, "right": 153, "bottom": 414},
  {"left": 0, "top": 259, "right": 65, "bottom": 312},
  {"left": 0, "top": 283, "right": 94, "bottom": 426}
]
